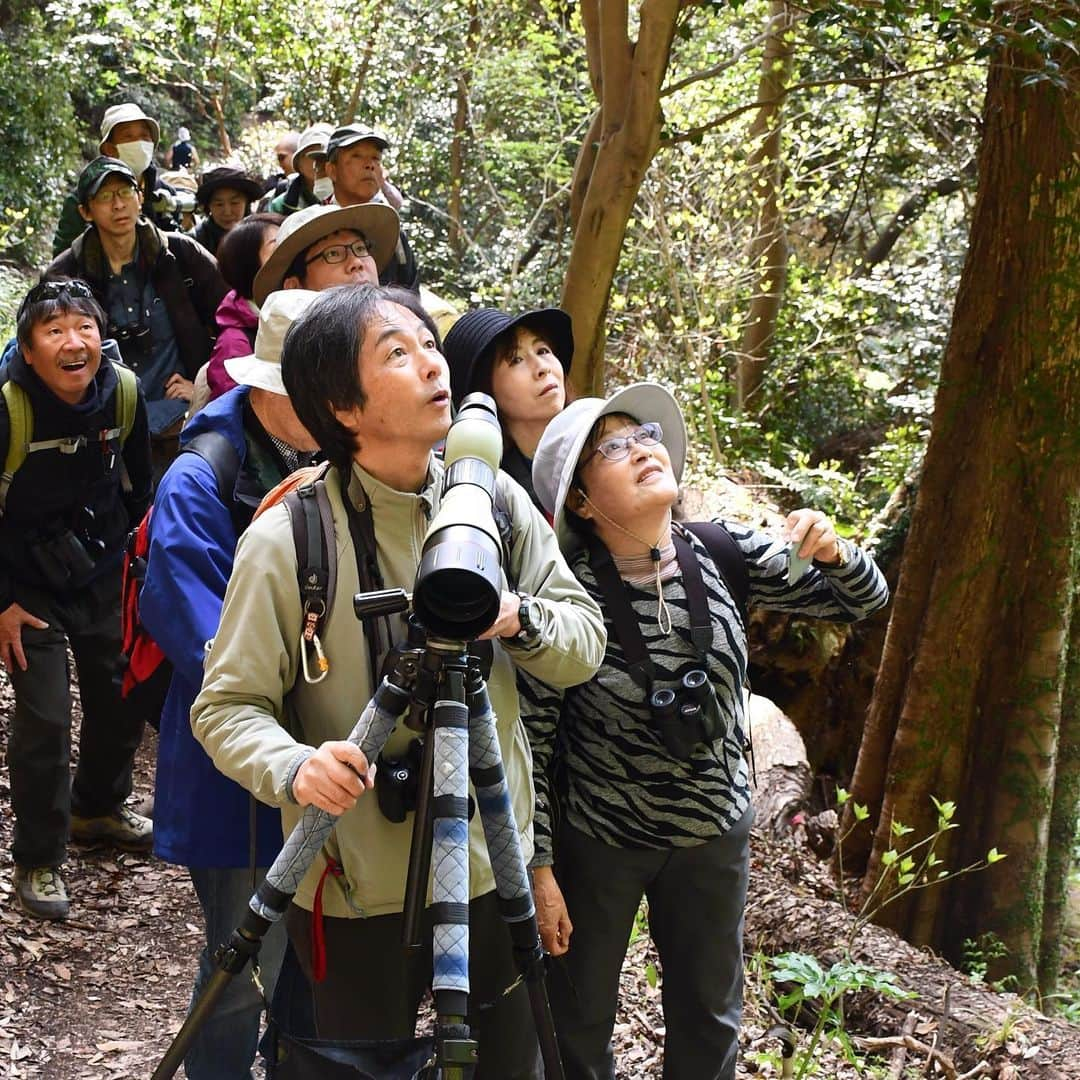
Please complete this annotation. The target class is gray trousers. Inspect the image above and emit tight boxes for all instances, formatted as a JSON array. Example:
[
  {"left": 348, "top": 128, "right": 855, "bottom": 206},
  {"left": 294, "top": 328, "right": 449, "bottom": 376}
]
[
  {"left": 548, "top": 807, "right": 753, "bottom": 1080},
  {"left": 8, "top": 572, "right": 143, "bottom": 869}
]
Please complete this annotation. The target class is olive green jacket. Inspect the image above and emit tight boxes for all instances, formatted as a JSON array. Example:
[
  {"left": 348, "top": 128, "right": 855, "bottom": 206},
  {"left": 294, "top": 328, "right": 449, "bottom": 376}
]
[{"left": 191, "top": 456, "right": 605, "bottom": 917}]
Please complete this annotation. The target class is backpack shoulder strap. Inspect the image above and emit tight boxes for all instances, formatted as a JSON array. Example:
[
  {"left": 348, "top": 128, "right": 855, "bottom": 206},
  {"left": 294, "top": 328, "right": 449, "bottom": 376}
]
[
  {"left": 181, "top": 429, "right": 250, "bottom": 534},
  {"left": 0, "top": 380, "right": 30, "bottom": 516},
  {"left": 279, "top": 464, "right": 336, "bottom": 685},
  {"left": 110, "top": 361, "right": 138, "bottom": 444},
  {"left": 683, "top": 520, "right": 749, "bottom": 629},
  {"left": 491, "top": 485, "right": 515, "bottom": 584}
]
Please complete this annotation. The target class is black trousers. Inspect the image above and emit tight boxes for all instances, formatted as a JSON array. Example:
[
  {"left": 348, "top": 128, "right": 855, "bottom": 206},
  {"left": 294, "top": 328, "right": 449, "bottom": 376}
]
[
  {"left": 7, "top": 571, "right": 144, "bottom": 868},
  {"left": 547, "top": 807, "right": 753, "bottom": 1080},
  {"left": 285, "top": 889, "right": 543, "bottom": 1079}
]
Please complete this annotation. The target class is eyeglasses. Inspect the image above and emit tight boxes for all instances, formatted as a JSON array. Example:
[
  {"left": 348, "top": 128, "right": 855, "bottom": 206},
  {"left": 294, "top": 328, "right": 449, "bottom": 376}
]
[
  {"left": 17, "top": 279, "right": 95, "bottom": 320},
  {"left": 90, "top": 185, "right": 139, "bottom": 206},
  {"left": 304, "top": 238, "right": 372, "bottom": 266},
  {"left": 586, "top": 422, "right": 664, "bottom": 464}
]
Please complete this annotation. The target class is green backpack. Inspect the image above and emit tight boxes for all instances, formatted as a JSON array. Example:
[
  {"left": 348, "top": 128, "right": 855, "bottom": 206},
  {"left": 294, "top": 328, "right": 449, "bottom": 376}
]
[{"left": 0, "top": 361, "right": 138, "bottom": 515}]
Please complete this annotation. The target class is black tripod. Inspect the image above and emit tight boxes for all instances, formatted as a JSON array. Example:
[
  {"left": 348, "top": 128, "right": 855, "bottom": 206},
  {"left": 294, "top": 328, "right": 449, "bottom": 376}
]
[{"left": 152, "top": 591, "right": 564, "bottom": 1080}]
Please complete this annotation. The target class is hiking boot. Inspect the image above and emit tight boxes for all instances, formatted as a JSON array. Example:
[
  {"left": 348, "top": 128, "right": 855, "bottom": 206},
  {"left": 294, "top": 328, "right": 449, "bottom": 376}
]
[
  {"left": 13, "top": 866, "right": 70, "bottom": 921},
  {"left": 70, "top": 804, "right": 153, "bottom": 851}
]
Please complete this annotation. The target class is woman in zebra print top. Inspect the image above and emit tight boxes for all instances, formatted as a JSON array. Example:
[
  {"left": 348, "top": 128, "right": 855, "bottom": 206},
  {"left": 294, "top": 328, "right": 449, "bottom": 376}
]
[{"left": 530, "top": 383, "right": 889, "bottom": 1080}]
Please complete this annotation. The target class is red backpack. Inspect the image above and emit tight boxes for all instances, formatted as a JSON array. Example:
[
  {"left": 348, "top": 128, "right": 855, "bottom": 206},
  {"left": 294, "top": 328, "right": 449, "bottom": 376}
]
[{"left": 117, "top": 431, "right": 247, "bottom": 724}]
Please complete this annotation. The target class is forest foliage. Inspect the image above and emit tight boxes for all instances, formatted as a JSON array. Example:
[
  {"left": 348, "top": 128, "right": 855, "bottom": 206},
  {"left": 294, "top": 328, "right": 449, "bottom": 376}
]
[{"left": 1, "top": 0, "right": 1045, "bottom": 520}]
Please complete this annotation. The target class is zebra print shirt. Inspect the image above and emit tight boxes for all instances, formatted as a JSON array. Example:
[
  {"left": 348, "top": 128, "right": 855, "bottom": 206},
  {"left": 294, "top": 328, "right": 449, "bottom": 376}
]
[{"left": 524, "top": 520, "right": 889, "bottom": 859}]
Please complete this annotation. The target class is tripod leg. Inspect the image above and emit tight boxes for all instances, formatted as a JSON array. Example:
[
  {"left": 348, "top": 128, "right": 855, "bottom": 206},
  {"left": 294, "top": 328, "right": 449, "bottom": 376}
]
[
  {"left": 430, "top": 665, "right": 478, "bottom": 1079},
  {"left": 466, "top": 668, "right": 566, "bottom": 1080},
  {"left": 151, "top": 676, "right": 410, "bottom": 1079}
]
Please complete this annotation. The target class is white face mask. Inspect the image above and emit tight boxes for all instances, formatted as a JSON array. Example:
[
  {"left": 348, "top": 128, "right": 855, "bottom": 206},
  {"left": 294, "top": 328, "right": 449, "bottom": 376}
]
[
  {"left": 312, "top": 177, "right": 334, "bottom": 202},
  {"left": 114, "top": 140, "right": 154, "bottom": 176}
]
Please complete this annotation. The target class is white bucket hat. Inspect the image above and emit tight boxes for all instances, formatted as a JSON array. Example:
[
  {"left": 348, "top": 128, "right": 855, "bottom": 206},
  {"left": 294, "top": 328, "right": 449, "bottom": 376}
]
[
  {"left": 99, "top": 103, "right": 160, "bottom": 151},
  {"left": 531, "top": 382, "right": 687, "bottom": 552},
  {"left": 224, "top": 290, "right": 320, "bottom": 395}
]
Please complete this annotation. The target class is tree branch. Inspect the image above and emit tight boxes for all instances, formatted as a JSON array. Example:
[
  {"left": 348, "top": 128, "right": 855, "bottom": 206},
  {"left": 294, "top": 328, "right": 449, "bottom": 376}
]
[
  {"left": 661, "top": 59, "right": 973, "bottom": 147},
  {"left": 599, "top": 0, "right": 631, "bottom": 136}
]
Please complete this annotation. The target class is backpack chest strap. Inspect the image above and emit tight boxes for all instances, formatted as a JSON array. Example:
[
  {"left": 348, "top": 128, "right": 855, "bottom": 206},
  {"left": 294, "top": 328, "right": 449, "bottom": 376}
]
[{"left": 25, "top": 426, "right": 124, "bottom": 455}]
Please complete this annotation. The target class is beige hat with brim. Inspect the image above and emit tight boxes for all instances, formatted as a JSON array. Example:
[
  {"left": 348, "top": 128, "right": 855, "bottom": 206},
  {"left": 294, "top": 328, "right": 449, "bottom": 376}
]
[
  {"left": 251, "top": 202, "right": 400, "bottom": 306},
  {"left": 224, "top": 290, "right": 321, "bottom": 395},
  {"left": 99, "top": 103, "right": 160, "bottom": 151}
]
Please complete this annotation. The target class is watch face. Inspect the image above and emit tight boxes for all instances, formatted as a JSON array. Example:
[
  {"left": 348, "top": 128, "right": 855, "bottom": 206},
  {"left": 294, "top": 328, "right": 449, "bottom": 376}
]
[{"left": 520, "top": 597, "right": 543, "bottom": 635}]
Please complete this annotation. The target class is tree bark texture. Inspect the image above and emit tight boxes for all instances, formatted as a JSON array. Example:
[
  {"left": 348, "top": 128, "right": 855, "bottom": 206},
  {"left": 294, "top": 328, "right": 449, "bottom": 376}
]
[
  {"left": 1037, "top": 497, "right": 1080, "bottom": 996},
  {"left": 735, "top": 1, "right": 792, "bottom": 411},
  {"left": 845, "top": 23, "right": 1080, "bottom": 990},
  {"left": 448, "top": 4, "right": 480, "bottom": 260},
  {"left": 562, "top": 0, "right": 680, "bottom": 396}
]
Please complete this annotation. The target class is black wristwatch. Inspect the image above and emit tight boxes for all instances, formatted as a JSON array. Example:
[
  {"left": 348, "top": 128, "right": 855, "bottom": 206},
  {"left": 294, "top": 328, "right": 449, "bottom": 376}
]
[{"left": 513, "top": 593, "right": 545, "bottom": 646}]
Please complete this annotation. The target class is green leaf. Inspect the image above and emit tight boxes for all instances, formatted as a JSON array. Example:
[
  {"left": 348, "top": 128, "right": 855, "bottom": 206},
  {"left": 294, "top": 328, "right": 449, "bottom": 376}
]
[
  {"left": 645, "top": 962, "right": 658, "bottom": 988},
  {"left": 987, "top": 848, "right": 1006, "bottom": 864},
  {"left": 854, "top": 803, "right": 870, "bottom": 821},
  {"left": 881, "top": 849, "right": 898, "bottom": 867}
]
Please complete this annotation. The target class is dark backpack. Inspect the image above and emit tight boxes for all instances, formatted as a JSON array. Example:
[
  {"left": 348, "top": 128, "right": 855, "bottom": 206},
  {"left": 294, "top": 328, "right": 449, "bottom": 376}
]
[{"left": 117, "top": 430, "right": 248, "bottom": 724}]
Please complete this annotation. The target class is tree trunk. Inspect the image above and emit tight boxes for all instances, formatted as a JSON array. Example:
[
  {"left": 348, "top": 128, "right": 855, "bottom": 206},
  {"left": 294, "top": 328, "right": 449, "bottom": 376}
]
[
  {"left": 845, "top": 22, "right": 1080, "bottom": 991},
  {"left": 562, "top": 0, "right": 681, "bottom": 396},
  {"left": 341, "top": 39, "right": 375, "bottom": 126},
  {"left": 448, "top": 4, "right": 480, "bottom": 260},
  {"left": 1037, "top": 499, "right": 1080, "bottom": 997},
  {"left": 735, "top": 1, "right": 792, "bottom": 411}
]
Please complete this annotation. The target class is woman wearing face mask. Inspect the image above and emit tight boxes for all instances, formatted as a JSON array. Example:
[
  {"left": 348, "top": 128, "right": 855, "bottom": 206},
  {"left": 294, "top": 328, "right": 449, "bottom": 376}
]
[
  {"left": 443, "top": 306, "right": 573, "bottom": 510},
  {"left": 192, "top": 167, "right": 265, "bottom": 256},
  {"left": 530, "top": 383, "right": 890, "bottom": 1080}
]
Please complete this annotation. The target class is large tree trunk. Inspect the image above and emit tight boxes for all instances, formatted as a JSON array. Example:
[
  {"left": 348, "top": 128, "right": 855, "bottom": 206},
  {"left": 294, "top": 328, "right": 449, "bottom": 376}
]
[
  {"left": 735, "top": 1, "right": 792, "bottom": 411},
  {"left": 844, "top": 19, "right": 1080, "bottom": 991},
  {"left": 1037, "top": 500, "right": 1080, "bottom": 997},
  {"left": 562, "top": 0, "right": 680, "bottom": 396}
]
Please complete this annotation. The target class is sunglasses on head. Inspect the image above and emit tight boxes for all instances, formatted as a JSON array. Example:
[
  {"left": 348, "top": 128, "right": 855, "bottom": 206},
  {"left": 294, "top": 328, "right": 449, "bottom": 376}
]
[{"left": 17, "top": 279, "right": 95, "bottom": 321}]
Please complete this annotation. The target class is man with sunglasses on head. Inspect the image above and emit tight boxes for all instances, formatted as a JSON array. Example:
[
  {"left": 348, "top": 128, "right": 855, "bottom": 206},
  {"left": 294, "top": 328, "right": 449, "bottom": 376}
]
[
  {"left": 47, "top": 156, "right": 227, "bottom": 477},
  {"left": 0, "top": 278, "right": 153, "bottom": 922}
]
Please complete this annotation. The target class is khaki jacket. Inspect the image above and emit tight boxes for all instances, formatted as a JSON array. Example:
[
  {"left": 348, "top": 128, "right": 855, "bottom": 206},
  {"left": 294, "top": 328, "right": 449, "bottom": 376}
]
[{"left": 192, "top": 456, "right": 605, "bottom": 917}]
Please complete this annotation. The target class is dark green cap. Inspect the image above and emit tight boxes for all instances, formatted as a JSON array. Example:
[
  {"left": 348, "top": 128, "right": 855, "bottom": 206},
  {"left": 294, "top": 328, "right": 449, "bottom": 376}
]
[{"left": 76, "top": 156, "right": 138, "bottom": 206}]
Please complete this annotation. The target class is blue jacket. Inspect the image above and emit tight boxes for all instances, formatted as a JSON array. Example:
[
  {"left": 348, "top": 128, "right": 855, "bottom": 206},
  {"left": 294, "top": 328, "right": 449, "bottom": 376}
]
[{"left": 140, "top": 387, "right": 283, "bottom": 867}]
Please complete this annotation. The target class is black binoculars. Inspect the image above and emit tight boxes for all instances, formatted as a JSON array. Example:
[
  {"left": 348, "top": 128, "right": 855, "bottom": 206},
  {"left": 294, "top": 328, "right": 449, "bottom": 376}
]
[{"left": 649, "top": 669, "right": 722, "bottom": 761}]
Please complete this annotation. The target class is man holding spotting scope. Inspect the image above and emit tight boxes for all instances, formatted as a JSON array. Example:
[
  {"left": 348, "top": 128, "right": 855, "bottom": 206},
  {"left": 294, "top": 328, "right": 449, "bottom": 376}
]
[{"left": 191, "top": 284, "right": 605, "bottom": 1076}]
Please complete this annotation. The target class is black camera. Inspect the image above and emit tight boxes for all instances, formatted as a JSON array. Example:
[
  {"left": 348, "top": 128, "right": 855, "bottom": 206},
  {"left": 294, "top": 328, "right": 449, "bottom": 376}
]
[
  {"left": 375, "top": 738, "right": 425, "bottom": 824},
  {"left": 30, "top": 528, "right": 99, "bottom": 589},
  {"left": 109, "top": 319, "right": 153, "bottom": 364},
  {"left": 649, "top": 669, "right": 722, "bottom": 761}
]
